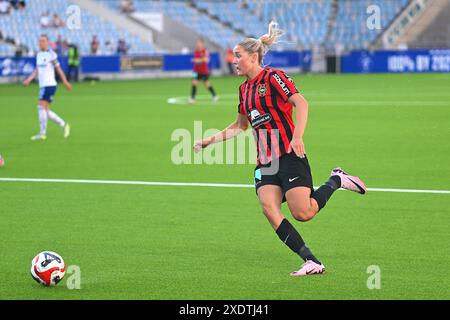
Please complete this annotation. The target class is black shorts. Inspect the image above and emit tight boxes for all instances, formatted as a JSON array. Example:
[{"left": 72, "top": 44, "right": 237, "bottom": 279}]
[
  {"left": 254, "top": 152, "right": 314, "bottom": 202},
  {"left": 193, "top": 72, "right": 209, "bottom": 81}
]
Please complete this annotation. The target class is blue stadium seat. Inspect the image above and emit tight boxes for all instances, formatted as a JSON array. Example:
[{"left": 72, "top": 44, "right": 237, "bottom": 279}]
[
  {"left": 0, "top": 0, "right": 409, "bottom": 56},
  {"left": 0, "top": 0, "right": 155, "bottom": 56},
  {"left": 329, "top": 0, "right": 409, "bottom": 51}
]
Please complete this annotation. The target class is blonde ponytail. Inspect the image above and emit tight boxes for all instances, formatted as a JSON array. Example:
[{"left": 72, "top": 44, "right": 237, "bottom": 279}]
[
  {"left": 258, "top": 21, "right": 283, "bottom": 55},
  {"left": 238, "top": 21, "right": 284, "bottom": 64}
]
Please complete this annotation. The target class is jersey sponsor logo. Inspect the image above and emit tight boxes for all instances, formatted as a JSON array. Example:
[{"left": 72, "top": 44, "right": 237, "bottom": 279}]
[
  {"left": 248, "top": 109, "right": 272, "bottom": 128},
  {"left": 272, "top": 73, "right": 291, "bottom": 96},
  {"left": 257, "top": 83, "right": 267, "bottom": 96}
]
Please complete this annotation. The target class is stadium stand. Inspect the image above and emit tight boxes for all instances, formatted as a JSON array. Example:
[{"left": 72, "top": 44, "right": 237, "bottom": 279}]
[
  {"left": 244, "top": 0, "right": 332, "bottom": 49},
  {"left": 405, "top": 0, "right": 450, "bottom": 49},
  {"left": 0, "top": 0, "right": 155, "bottom": 55},
  {"left": 98, "top": 0, "right": 243, "bottom": 50},
  {"left": 100, "top": 0, "right": 408, "bottom": 51},
  {"left": 328, "top": 0, "right": 409, "bottom": 51},
  {"left": 0, "top": 0, "right": 432, "bottom": 57},
  {"left": 194, "top": 1, "right": 267, "bottom": 43},
  {"left": 0, "top": 42, "right": 15, "bottom": 56},
  {"left": 102, "top": 0, "right": 332, "bottom": 50}
]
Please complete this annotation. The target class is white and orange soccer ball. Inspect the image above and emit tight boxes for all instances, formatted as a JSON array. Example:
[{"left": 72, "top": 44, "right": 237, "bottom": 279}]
[{"left": 31, "top": 251, "right": 66, "bottom": 286}]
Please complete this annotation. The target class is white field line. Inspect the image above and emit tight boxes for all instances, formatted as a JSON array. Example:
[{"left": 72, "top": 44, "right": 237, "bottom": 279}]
[{"left": 0, "top": 177, "right": 449, "bottom": 194}]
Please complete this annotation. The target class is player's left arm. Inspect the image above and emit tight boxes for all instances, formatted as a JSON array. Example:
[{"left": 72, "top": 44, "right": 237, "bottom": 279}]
[
  {"left": 288, "top": 93, "right": 308, "bottom": 158},
  {"left": 54, "top": 61, "right": 72, "bottom": 91},
  {"left": 203, "top": 50, "right": 210, "bottom": 63}
]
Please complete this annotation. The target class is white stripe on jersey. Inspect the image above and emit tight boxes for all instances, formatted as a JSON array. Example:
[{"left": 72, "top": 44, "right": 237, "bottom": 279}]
[{"left": 37, "top": 49, "right": 59, "bottom": 88}]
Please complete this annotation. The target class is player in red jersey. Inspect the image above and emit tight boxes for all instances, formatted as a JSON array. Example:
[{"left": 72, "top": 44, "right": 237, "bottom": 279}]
[
  {"left": 194, "top": 22, "right": 367, "bottom": 276},
  {"left": 190, "top": 39, "right": 218, "bottom": 103}
]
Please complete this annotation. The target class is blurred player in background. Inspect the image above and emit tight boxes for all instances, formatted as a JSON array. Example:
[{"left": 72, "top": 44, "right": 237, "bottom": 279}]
[
  {"left": 189, "top": 38, "right": 218, "bottom": 103},
  {"left": 194, "top": 22, "right": 367, "bottom": 276},
  {"left": 23, "top": 34, "right": 71, "bottom": 141},
  {"left": 226, "top": 46, "right": 235, "bottom": 75}
]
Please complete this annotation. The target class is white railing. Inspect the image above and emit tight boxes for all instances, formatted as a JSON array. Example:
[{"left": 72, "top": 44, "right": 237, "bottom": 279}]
[{"left": 382, "top": 0, "right": 433, "bottom": 49}]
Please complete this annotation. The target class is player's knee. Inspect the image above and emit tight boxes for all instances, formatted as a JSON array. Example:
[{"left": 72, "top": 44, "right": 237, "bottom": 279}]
[
  {"left": 292, "top": 209, "right": 314, "bottom": 222},
  {"left": 39, "top": 103, "right": 49, "bottom": 110}
]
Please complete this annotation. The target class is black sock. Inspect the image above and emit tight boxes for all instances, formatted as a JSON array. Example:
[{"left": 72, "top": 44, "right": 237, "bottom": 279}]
[
  {"left": 275, "top": 219, "right": 321, "bottom": 265},
  {"left": 208, "top": 86, "right": 216, "bottom": 97},
  {"left": 310, "top": 175, "right": 341, "bottom": 210},
  {"left": 191, "top": 85, "right": 197, "bottom": 99}
]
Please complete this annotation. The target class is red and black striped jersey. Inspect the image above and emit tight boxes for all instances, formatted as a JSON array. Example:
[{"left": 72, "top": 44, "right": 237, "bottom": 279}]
[
  {"left": 237, "top": 67, "right": 299, "bottom": 165},
  {"left": 193, "top": 48, "right": 209, "bottom": 74}
]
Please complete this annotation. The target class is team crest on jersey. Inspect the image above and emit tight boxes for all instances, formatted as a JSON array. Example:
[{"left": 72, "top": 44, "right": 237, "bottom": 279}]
[{"left": 257, "top": 84, "right": 267, "bottom": 96}]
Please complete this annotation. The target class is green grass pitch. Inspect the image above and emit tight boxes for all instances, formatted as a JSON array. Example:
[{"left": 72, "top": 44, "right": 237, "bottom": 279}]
[{"left": 0, "top": 73, "right": 449, "bottom": 299}]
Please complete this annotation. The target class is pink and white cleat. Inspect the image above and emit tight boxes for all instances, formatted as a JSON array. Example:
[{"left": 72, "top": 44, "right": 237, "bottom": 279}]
[
  {"left": 290, "top": 260, "right": 325, "bottom": 277},
  {"left": 331, "top": 167, "right": 367, "bottom": 195}
]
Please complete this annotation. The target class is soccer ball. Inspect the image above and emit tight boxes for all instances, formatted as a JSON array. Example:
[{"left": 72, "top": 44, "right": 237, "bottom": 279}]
[
  {"left": 0, "top": 154, "right": 4, "bottom": 167},
  {"left": 30, "top": 251, "right": 66, "bottom": 286}
]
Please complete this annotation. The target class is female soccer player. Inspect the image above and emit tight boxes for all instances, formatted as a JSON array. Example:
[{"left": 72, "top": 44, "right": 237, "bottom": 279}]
[
  {"left": 23, "top": 34, "right": 71, "bottom": 141},
  {"left": 189, "top": 38, "right": 218, "bottom": 103},
  {"left": 193, "top": 22, "right": 367, "bottom": 276}
]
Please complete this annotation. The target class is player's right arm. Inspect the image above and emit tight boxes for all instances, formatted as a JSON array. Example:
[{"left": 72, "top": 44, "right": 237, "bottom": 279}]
[
  {"left": 192, "top": 57, "right": 208, "bottom": 63},
  {"left": 191, "top": 56, "right": 209, "bottom": 64},
  {"left": 191, "top": 50, "right": 209, "bottom": 64},
  {"left": 22, "top": 69, "right": 37, "bottom": 86},
  {"left": 193, "top": 113, "right": 248, "bottom": 153}
]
